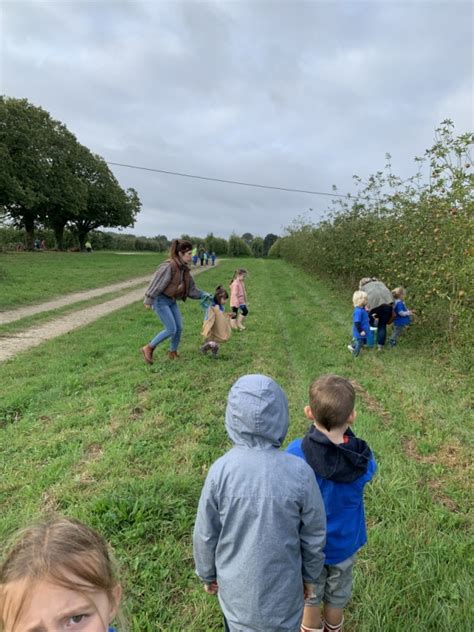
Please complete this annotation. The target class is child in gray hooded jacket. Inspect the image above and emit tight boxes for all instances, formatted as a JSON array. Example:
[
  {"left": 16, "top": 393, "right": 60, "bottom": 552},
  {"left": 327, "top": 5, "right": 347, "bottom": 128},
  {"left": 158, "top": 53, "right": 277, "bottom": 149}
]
[{"left": 193, "top": 374, "right": 326, "bottom": 632}]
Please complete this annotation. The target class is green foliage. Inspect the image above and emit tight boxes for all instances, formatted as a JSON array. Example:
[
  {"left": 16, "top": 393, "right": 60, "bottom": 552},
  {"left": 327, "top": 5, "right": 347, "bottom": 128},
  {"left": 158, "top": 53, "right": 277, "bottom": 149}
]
[
  {"left": 268, "top": 237, "right": 284, "bottom": 258},
  {"left": 250, "top": 236, "right": 264, "bottom": 257},
  {"left": 0, "top": 227, "right": 167, "bottom": 253},
  {"left": 228, "top": 233, "right": 252, "bottom": 256},
  {"left": 278, "top": 121, "right": 473, "bottom": 347},
  {"left": 0, "top": 97, "right": 142, "bottom": 250},
  {"left": 263, "top": 233, "right": 279, "bottom": 256}
]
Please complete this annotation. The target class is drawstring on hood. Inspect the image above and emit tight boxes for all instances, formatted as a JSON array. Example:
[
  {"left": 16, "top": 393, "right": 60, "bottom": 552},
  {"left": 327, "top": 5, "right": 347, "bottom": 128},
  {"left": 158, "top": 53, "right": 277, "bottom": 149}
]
[
  {"left": 302, "top": 425, "right": 372, "bottom": 483},
  {"left": 225, "top": 375, "right": 289, "bottom": 449}
]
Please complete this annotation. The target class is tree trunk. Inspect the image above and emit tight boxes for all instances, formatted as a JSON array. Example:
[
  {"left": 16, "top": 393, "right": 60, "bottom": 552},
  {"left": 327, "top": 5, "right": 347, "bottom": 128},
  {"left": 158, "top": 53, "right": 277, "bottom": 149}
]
[
  {"left": 78, "top": 230, "right": 88, "bottom": 251},
  {"left": 53, "top": 224, "right": 65, "bottom": 250},
  {"left": 24, "top": 216, "right": 35, "bottom": 251}
]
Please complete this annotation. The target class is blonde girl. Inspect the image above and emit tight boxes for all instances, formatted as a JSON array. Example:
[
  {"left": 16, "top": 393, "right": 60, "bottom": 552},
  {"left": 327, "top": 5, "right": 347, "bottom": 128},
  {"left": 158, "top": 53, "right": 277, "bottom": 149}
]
[
  {"left": 0, "top": 517, "right": 124, "bottom": 632},
  {"left": 229, "top": 269, "right": 248, "bottom": 331},
  {"left": 200, "top": 286, "right": 232, "bottom": 357}
]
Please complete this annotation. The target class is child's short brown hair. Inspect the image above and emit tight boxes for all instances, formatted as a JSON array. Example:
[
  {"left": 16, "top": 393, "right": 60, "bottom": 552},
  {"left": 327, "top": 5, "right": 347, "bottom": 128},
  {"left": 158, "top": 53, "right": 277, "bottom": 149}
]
[{"left": 309, "top": 375, "right": 355, "bottom": 431}]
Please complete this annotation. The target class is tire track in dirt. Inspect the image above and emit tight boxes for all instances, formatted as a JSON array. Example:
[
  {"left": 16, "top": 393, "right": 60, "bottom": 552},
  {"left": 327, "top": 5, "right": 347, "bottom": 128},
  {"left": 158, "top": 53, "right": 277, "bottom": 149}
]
[
  {"left": 0, "top": 275, "right": 153, "bottom": 325},
  {"left": 0, "top": 265, "right": 216, "bottom": 363}
]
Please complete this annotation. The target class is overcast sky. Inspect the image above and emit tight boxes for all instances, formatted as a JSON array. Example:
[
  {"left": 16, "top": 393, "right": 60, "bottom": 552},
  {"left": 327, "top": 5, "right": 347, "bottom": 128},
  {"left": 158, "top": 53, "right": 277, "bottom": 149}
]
[{"left": 1, "top": 0, "right": 472, "bottom": 239}]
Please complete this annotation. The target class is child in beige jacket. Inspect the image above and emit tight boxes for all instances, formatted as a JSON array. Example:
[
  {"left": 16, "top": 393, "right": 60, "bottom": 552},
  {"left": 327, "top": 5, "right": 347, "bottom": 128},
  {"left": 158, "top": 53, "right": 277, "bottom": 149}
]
[{"left": 200, "top": 286, "right": 232, "bottom": 357}]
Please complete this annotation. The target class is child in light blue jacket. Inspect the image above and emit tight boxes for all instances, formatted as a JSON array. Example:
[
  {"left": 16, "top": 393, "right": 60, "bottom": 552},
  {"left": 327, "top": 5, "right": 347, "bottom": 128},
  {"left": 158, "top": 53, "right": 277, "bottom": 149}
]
[{"left": 193, "top": 374, "right": 326, "bottom": 632}]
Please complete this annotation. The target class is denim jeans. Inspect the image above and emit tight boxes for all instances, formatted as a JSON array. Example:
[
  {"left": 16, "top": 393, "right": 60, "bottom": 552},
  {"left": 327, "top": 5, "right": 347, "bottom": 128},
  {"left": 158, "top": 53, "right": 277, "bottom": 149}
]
[
  {"left": 369, "top": 304, "right": 393, "bottom": 346},
  {"left": 352, "top": 337, "right": 366, "bottom": 357},
  {"left": 150, "top": 294, "right": 183, "bottom": 351}
]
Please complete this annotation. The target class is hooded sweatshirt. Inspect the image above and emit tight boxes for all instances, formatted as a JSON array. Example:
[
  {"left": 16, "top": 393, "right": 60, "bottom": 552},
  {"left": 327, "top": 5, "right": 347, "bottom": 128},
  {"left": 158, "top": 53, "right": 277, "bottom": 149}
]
[
  {"left": 193, "top": 375, "right": 326, "bottom": 632},
  {"left": 287, "top": 425, "right": 376, "bottom": 565}
]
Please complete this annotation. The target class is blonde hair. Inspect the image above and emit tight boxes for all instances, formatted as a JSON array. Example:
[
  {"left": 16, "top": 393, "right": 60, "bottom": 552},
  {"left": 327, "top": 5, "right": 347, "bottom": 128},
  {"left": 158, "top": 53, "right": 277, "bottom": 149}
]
[
  {"left": 352, "top": 290, "right": 368, "bottom": 307},
  {"left": 230, "top": 268, "right": 247, "bottom": 284},
  {"left": 392, "top": 287, "right": 406, "bottom": 299},
  {"left": 309, "top": 375, "right": 355, "bottom": 431},
  {"left": 0, "top": 517, "right": 125, "bottom": 631}
]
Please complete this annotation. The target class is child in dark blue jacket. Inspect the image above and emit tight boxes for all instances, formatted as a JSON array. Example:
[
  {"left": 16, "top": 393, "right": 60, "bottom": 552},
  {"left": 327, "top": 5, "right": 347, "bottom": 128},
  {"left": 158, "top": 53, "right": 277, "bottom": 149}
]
[
  {"left": 348, "top": 291, "right": 370, "bottom": 357},
  {"left": 287, "top": 375, "right": 376, "bottom": 632}
]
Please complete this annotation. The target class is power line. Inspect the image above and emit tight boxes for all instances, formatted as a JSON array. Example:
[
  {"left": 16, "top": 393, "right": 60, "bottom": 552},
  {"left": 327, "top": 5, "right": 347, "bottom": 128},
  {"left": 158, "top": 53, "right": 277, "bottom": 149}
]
[{"left": 106, "top": 161, "right": 351, "bottom": 199}]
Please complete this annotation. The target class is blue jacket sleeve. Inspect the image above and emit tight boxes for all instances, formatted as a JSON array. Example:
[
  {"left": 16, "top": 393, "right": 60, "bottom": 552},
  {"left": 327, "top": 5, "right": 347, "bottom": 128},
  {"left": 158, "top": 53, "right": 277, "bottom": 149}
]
[
  {"left": 193, "top": 472, "right": 221, "bottom": 583},
  {"left": 299, "top": 468, "right": 326, "bottom": 583}
]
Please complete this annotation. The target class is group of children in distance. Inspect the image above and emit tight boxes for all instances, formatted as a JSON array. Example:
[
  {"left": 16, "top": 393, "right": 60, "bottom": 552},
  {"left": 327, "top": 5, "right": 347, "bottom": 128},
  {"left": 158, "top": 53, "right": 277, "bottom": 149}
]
[
  {"left": 349, "top": 286, "right": 413, "bottom": 357},
  {"left": 199, "top": 268, "right": 248, "bottom": 358},
  {"left": 0, "top": 373, "right": 375, "bottom": 632}
]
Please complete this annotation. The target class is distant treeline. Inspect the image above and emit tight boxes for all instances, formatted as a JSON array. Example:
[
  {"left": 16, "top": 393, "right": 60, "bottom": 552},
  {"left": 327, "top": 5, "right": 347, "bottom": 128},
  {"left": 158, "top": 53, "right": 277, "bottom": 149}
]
[{"left": 0, "top": 227, "right": 280, "bottom": 257}]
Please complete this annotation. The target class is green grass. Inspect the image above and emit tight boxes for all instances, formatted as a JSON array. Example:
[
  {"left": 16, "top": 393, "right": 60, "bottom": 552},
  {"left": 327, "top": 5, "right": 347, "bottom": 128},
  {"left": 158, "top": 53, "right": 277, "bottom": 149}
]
[
  {"left": 0, "top": 251, "right": 162, "bottom": 310},
  {"left": 0, "top": 259, "right": 472, "bottom": 631}
]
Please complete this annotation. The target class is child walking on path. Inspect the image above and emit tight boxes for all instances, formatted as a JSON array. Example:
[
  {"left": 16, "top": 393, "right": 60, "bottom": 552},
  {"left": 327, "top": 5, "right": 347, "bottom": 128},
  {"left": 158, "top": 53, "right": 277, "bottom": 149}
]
[
  {"left": 229, "top": 268, "right": 248, "bottom": 330},
  {"left": 390, "top": 287, "right": 413, "bottom": 347},
  {"left": 348, "top": 291, "right": 370, "bottom": 357},
  {"left": 287, "top": 375, "right": 377, "bottom": 632},
  {"left": 0, "top": 516, "right": 123, "bottom": 632},
  {"left": 193, "top": 374, "right": 326, "bottom": 632},
  {"left": 200, "top": 286, "right": 232, "bottom": 357}
]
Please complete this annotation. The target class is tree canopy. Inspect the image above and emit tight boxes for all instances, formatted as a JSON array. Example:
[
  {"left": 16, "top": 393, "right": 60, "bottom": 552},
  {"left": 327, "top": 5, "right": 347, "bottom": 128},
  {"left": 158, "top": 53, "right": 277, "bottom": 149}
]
[{"left": 0, "top": 97, "right": 141, "bottom": 249}]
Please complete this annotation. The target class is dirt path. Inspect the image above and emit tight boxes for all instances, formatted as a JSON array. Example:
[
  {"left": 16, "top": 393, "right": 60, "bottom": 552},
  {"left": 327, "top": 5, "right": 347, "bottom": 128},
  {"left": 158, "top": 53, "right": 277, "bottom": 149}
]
[
  {"left": 0, "top": 275, "right": 153, "bottom": 325},
  {"left": 0, "top": 265, "right": 215, "bottom": 363}
]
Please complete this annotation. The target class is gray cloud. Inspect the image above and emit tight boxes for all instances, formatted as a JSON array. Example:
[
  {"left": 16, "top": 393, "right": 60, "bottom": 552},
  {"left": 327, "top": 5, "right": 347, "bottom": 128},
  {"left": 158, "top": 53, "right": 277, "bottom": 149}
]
[{"left": 2, "top": 0, "right": 472, "bottom": 239}]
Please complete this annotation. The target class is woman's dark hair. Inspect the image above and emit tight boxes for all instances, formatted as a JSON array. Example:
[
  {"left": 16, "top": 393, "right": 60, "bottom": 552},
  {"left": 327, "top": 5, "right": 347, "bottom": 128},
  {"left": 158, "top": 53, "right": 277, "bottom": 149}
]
[
  {"left": 214, "top": 285, "right": 229, "bottom": 304},
  {"left": 169, "top": 239, "right": 193, "bottom": 261}
]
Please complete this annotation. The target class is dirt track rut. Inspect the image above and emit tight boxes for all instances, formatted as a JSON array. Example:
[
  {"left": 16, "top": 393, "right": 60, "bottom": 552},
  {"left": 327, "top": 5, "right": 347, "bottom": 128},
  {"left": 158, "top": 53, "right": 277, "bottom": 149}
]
[{"left": 0, "top": 266, "right": 214, "bottom": 363}]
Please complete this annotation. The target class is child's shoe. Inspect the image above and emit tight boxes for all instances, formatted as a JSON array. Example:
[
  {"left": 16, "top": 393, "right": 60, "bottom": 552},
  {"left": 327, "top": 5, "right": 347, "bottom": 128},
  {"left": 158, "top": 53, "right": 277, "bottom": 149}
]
[
  {"left": 324, "top": 617, "right": 344, "bottom": 632},
  {"left": 377, "top": 345, "right": 383, "bottom": 351},
  {"left": 347, "top": 344, "right": 355, "bottom": 354}
]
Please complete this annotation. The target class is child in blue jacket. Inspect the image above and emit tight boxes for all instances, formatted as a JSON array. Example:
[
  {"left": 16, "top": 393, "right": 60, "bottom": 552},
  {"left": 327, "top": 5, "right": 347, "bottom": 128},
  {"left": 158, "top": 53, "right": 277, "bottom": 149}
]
[
  {"left": 348, "top": 291, "right": 370, "bottom": 357},
  {"left": 390, "top": 287, "right": 413, "bottom": 347},
  {"left": 287, "top": 375, "right": 376, "bottom": 632}
]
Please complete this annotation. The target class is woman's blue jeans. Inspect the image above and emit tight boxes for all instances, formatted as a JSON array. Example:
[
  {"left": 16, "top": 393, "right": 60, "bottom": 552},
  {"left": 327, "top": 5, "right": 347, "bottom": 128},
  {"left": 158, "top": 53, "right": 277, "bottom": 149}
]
[{"left": 149, "top": 294, "right": 183, "bottom": 352}]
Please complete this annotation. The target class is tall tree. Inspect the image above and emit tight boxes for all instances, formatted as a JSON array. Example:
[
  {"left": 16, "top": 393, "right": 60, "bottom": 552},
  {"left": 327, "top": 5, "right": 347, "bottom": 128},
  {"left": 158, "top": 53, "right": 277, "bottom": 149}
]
[
  {"left": 0, "top": 97, "right": 60, "bottom": 249},
  {"left": 263, "top": 233, "right": 279, "bottom": 256},
  {"left": 70, "top": 150, "right": 141, "bottom": 249},
  {"left": 241, "top": 232, "right": 253, "bottom": 245}
]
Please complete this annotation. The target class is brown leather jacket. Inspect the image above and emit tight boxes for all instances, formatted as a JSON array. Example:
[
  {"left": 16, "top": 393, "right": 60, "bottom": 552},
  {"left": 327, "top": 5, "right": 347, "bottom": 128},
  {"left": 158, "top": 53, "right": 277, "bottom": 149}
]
[{"left": 163, "top": 259, "right": 191, "bottom": 301}]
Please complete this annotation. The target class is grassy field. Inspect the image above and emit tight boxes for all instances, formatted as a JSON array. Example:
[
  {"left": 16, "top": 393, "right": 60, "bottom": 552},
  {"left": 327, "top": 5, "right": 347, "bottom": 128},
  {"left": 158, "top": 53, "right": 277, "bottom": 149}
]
[
  {"left": 0, "top": 258, "right": 472, "bottom": 631},
  {"left": 0, "top": 251, "right": 162, "bottom": 309}
]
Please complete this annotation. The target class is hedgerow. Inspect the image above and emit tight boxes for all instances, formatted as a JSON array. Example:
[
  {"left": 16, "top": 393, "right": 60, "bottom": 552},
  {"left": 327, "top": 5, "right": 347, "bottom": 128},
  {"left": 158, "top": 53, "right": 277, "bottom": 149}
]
[{"left": 270, "top": 121, "right": 473, "bottom": 347}]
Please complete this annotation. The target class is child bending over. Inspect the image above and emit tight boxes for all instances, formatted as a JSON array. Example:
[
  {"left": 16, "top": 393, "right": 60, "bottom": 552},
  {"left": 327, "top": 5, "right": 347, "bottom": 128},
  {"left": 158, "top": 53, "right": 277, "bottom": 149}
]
[
  {"left": 200, "top": 286, "right": 232, "bottom": 357},
  {"left": 287, "top": 375, "right": 377, "bottom": 632}
]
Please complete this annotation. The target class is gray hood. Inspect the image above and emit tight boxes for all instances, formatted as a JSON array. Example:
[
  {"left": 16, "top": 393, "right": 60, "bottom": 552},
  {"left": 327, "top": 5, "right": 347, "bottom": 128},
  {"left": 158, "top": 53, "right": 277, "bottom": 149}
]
[{"left": 225, "top": 374, "right": 289, "bottom": 449}]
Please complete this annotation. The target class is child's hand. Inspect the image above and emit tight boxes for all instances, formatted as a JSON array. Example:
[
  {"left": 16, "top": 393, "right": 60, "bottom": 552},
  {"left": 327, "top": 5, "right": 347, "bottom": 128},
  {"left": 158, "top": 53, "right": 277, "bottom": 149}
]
[
  {"left": 361, "top": 331, "right": 366, "bottom": 337},
  {"left": 204, "top": 581, "right": 219, "bottom": 595}
]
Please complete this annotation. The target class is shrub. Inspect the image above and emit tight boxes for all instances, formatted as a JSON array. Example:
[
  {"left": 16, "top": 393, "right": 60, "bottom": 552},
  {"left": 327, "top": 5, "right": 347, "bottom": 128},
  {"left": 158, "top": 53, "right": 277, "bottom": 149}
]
[{"left": 278, "top": 121, "right": 473, "bottom": 347}]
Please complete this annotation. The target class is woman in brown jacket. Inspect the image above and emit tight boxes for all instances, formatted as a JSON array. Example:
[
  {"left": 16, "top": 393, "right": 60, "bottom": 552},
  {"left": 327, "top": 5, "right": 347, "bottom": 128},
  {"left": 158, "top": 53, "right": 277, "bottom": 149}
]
[{"left": 141, "top": 239, "right": 210, "bottom": 364}]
